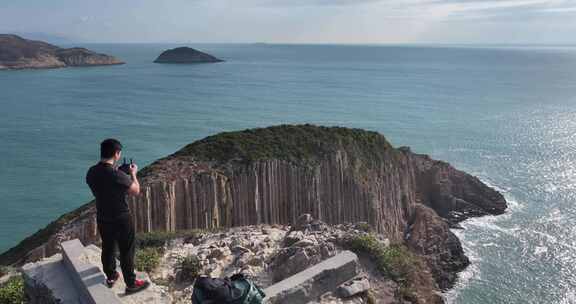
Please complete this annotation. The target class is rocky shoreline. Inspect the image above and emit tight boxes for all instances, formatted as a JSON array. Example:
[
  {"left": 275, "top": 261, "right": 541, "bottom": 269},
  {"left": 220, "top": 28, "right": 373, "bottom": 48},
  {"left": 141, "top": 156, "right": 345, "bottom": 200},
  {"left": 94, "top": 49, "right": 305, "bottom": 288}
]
[{"left": 0, "top": 125, "right": 507, "bottom": 303}]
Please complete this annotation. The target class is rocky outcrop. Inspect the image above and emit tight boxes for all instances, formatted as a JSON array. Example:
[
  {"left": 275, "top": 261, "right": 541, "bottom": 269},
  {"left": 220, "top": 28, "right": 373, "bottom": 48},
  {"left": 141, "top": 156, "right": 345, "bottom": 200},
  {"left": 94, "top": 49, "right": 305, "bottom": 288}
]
[
  {"left": 404, "top": 147, "right": 506, "bottom": 225},
  {"left": 0, "top": 125, "right": 507, "bottom": 301},
  {"left": 0, "top": 34, "right": 124, "bottom": 70},
  {"left": 406, "top": 205, "right": 469, "bottom": 291},
  {"left": 154, "top": 47, "right": 223, "bottom": 64},
  {"left": 134, "top": 221, "right": 403, "bottom": 303}
]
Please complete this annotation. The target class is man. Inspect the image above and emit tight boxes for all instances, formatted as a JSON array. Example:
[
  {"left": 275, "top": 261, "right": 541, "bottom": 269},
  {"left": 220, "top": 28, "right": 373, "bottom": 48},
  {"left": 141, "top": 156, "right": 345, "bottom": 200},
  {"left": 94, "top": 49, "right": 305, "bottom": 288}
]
[{"left": 86, "top": 138, "right": 150, "bottom": 294}]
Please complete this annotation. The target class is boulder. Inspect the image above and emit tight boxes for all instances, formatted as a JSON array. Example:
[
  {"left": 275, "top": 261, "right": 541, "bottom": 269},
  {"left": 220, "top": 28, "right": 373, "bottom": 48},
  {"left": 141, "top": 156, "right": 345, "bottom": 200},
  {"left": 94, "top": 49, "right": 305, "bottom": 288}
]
[{"left": 336, "top": 276, "right": 370, "bottom": 298}]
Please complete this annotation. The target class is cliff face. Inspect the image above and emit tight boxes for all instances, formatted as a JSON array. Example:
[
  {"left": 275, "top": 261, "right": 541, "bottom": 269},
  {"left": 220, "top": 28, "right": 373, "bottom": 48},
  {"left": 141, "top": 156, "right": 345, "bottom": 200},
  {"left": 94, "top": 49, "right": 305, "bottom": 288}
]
[
  {"left": 408, "top": 150, "right": 506, "bottom": 223},
  {"left": 0, "top": 34, "right": 124, "bottom": 70},
  {"left": 0, "top": 125, "right": 506, "bottom": 295},
  {"left": 127, "top": 151, "right": 416, "bottom": 242}
]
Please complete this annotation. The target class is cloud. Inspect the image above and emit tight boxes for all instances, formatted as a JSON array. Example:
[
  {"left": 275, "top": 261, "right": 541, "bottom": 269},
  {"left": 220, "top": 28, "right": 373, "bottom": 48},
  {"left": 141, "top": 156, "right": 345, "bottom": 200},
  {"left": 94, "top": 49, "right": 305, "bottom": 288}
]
[
  {"left": 431, "top": 0, "right": 576, "bottom": 13},
  {"left": 234, "top": 0, "right": 576, "bottom": 20},
  {"left": 540, "top": 4, "right": 576, "bottom": 13},
  {"left": 244, "top": 0, "right": 385, "bottom": 7},
  {"left": 391, "top": 0, "right": 576, "bottom": 21}
]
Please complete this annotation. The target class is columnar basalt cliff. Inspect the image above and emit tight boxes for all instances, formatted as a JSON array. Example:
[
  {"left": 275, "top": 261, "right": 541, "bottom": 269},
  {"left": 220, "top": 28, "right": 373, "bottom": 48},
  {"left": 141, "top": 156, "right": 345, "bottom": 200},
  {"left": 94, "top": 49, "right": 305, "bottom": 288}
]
[
  {"left": 0, "top": 34, "right": 124, "bottom": 70},
  {"left": 0, "top": 125, "right": 507, "bottom": 297}
]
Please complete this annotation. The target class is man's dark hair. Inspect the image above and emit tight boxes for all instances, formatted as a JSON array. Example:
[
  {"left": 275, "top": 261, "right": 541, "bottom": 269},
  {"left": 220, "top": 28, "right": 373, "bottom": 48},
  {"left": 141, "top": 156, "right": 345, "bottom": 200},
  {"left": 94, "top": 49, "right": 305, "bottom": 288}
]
[{"left": 100, "top": 138, "right": 123, "bottom": 159}]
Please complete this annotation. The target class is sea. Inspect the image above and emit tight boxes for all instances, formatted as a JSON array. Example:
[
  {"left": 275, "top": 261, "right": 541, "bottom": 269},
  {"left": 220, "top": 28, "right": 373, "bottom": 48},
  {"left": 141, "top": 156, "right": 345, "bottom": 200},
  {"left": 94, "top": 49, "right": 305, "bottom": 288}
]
[{"left": 1, "top": 43, "right": 576, "bottom": 303}]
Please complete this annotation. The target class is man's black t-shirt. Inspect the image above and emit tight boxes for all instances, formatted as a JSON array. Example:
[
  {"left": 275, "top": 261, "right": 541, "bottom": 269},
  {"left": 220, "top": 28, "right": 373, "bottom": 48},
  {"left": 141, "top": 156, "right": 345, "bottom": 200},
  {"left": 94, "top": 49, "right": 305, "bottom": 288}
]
[{"left": 86, "top": 162, "right": 133, "bottom": 222}]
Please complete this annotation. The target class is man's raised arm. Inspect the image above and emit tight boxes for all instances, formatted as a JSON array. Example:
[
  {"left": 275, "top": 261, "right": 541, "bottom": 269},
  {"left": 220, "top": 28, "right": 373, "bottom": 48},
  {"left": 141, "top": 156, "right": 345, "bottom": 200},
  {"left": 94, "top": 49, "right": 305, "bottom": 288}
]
[{"left": 128, "top": 164, "right": 140, "bottom": 196}]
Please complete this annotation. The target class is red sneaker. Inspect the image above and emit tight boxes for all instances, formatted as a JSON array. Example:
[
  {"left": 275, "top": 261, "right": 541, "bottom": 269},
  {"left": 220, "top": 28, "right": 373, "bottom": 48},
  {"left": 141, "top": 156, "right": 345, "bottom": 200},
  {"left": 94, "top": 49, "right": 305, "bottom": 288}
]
[
  {"left": 125, "top": 279, "right": 150, "bottom": 294},
  {"left": 106, "top": 271, "right": 120, "bottom": 288}
]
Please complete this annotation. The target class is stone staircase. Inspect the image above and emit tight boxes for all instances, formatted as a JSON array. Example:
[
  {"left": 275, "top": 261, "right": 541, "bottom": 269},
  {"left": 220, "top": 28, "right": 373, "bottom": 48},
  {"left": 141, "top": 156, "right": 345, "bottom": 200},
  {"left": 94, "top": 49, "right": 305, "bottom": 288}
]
[
  {"left": 61, "top": 239, "right": 122, "bottom": 304},
  {"left": 23, "top": 239, "right": 170, "bottom": 304}
]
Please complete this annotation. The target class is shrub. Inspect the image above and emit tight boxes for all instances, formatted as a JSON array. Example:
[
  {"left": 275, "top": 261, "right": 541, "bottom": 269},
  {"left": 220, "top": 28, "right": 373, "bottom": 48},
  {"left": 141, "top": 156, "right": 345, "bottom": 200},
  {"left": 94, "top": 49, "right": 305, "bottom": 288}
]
[
  {"left": 0, "top": 275, "right": 25, "bottom": 304},
  {"left": 345, "top": 234, "right": 420, "bottom": 301},
  {"left": 366, "top": 290, "right": 377, "bottom": 304},
  {"left": 177, "top": 255, "right": 201, "bottom": 282},
  {"left": 135, "top": 247, "right": 161, "bottom": 273},
  {"left": 345, "top": 234, "right": 417, "bottom": 281},
  {"left": 397, "top": 284, "right": 417, "bottom": 303},
  {"left": 136, "top": 231, "right": 177, "bottom": 248},
  {"left": 355, "top": 222, "right": 372, "bottom": 232},
  {"left": 152, "top": 277, "right": 172, "bottom": 286},
  {"left": 137, "top": 230, "right": 204, "bottom": 249}
]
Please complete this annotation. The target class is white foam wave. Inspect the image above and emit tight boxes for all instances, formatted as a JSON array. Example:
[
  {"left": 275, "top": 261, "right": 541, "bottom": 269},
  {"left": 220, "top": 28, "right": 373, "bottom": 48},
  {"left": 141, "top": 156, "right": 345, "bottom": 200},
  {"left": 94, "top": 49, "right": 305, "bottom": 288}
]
[
  {"left": 444, "top": 179, "right": 521, "bottom": 303},
  {"left": 560, "top": 290, "right": 576, "bottom": 304},
  {"left": 443, "top": 241, "right": 482, "bottom": 304},
  {"left": 534, "top": 246, "right": 548, "bottom": 256}
]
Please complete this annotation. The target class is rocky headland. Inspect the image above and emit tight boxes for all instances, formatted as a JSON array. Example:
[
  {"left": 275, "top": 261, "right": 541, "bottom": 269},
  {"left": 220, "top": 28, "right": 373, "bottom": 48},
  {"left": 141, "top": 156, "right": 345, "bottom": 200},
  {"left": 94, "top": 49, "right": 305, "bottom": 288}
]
[
  {"left": 0, "top": 125, "right": 507, "bottom": 303},
  {"left": 0, "top": 34, "right": 124, "bottom": 70},
  {"left": 154, "top": 47, "right": 223, "bottom": 64}
]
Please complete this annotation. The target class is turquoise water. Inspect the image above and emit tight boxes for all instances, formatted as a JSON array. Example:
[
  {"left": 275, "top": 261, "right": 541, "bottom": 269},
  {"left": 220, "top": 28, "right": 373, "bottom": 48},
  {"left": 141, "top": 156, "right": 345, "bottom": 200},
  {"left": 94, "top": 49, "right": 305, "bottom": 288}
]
[{"left": 2, "top": 44, "right": 576, "bottom": 303}]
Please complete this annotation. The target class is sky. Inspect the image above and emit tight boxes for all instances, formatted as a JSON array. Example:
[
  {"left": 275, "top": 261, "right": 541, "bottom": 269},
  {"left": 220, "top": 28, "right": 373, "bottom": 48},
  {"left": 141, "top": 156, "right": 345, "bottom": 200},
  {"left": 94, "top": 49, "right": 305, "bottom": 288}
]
[{"left": 1, "top": 0, "right": 576, "bottom": 44}]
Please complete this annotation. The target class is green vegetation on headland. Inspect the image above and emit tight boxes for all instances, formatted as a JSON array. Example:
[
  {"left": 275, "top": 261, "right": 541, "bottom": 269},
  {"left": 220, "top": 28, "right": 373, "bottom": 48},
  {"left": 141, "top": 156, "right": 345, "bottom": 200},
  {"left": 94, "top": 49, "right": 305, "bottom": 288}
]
[
  {"left": 136, "top": 229, "right": 218, "bottom": 249},
  {"left": 135, "top": 230, "right": 206, "bottom": 275},
  {"left": 135, "top": 247, "right": 162, "bottom": 273},
  {"left": 175, "top": 124, "right": 395, "bottom": 165}
]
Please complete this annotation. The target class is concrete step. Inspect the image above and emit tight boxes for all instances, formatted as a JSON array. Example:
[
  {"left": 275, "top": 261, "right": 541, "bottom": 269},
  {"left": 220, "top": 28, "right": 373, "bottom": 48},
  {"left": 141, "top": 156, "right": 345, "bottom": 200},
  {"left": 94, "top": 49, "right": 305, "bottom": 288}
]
[
  {"left": 22, "top": 254, "right": 84, "bottom": 304},
  {"left": 82, "top": 244, "right": 172, "bottom": 304},
  {"left": 61, "top": 239, "right": 122, "bottom": 304},
  {"left": 263, "top": 250, "right": 359, "bottom": 304},
  {"left": 25, "top": 239, "right": 170, "bottom": 304}
]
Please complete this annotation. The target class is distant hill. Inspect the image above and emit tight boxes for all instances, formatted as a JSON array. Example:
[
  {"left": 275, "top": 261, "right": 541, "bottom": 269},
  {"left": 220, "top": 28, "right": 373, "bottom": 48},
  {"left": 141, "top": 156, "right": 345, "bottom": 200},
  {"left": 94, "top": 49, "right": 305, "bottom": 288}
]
[
  {"left": 9, "top": 32, "right": 76, "bottom": 44},
  {"left": 0, "top": 34, "right": 123, "bottom": 70},
  {"left": 154, "top": 47, "right": 224, "bottom": 64}
]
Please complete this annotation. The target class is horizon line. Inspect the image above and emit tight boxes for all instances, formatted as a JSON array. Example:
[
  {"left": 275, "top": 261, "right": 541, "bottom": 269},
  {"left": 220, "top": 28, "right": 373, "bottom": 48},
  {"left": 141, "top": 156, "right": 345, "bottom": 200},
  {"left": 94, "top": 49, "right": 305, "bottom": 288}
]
[{"left": 61, "top": 41, "right": 576, "bottom": 48}]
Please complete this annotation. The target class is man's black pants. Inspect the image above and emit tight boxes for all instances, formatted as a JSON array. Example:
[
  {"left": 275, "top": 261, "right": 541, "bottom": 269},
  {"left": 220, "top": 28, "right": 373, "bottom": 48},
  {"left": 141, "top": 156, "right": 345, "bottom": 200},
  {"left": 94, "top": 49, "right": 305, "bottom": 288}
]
[{"left": 97, "top": 214, "right": 136, "bottom": 286}]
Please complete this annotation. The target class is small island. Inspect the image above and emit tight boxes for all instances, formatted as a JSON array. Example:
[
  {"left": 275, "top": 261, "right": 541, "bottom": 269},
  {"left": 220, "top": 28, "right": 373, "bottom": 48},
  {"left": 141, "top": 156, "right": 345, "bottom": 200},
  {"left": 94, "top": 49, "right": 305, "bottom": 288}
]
[
  {"left": 153, "top": 47, "right": 224, "bottom": 64},
  {"left": 0, "top": 34, "right": 124, "bottom": 70}
]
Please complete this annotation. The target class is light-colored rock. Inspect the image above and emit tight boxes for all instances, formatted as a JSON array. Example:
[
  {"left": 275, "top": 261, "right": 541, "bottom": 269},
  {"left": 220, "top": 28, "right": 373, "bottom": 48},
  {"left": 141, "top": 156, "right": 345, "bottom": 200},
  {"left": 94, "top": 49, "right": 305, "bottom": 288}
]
[
  {"left": 271, "top": 238, "right": 337, "bottom": 283},
  {"left": 264, "top": 251, "right": 359, "bottom": 304},
  {"left": 294, "top": 239, "right": 316, "bottom": 248},
  {"left": 285, "top": 231, "right": 305, "bottom": 245},
  {"left": 337, "top": 276, "right": 370, "bottom": 298},
  {"left": 295, "top": 214, "right": 314, "bottom": 230}
]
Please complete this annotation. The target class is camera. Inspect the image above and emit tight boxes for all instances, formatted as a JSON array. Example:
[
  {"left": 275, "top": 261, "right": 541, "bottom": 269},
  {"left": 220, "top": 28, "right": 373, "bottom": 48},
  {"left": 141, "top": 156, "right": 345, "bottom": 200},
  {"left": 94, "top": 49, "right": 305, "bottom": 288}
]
[{"left": 118, "top": 158, "right": 134, "bottom": 175}]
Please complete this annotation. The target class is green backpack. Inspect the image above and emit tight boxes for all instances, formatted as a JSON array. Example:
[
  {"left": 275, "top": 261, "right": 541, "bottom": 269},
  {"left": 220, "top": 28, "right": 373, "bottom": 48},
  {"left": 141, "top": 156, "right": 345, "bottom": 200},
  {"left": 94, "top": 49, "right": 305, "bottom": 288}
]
[{"left": 192, "top": 274, "right": 266, "bottom": 304}]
